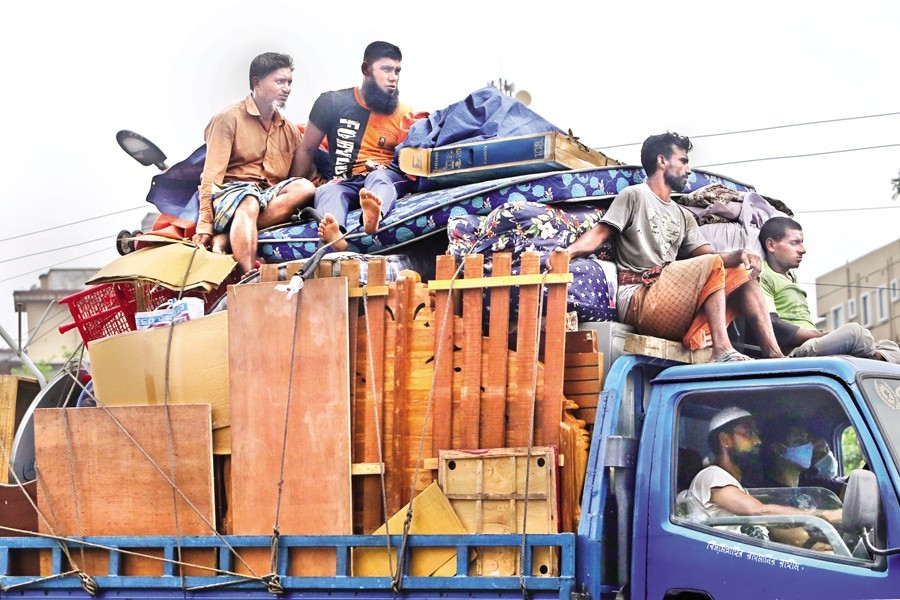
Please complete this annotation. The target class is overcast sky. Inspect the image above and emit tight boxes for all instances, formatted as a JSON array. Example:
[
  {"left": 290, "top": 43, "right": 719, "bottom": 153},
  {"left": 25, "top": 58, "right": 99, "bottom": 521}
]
[{"left": 2, "top": 0, "right": 899, "bottom": 350}]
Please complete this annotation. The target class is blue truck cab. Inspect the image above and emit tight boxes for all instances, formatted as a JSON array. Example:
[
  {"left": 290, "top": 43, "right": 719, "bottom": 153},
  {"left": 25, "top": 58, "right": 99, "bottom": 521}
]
[{"left": 580, "top": 353, "right": 900, "bottom": 599}]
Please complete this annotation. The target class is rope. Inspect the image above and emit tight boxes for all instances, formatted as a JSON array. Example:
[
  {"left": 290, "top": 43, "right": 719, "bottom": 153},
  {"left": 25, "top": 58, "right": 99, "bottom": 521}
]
[
  {"left": 163, "top": 247, "right": 199, "bottom": 594},
  {"left": 269, "top": 275, "right": 305, "bottom": 585},
  {"left": 392, "top": 258, "right": 466, "bottom": 593},
  {"left": 519, "top": 272, "right": 548, "bottom": 599},
  {"left": 361, "top": 288, "right": 396, "bottom": 580}
]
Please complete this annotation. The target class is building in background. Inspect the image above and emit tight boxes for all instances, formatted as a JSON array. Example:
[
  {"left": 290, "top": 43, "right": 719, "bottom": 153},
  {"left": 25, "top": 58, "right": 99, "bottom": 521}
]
[
  {"left": 816, "top": 239, "right": 900, "bottom": 341},
  {"left": 5, "top": 268, "right": 98, "bottom": 375}
]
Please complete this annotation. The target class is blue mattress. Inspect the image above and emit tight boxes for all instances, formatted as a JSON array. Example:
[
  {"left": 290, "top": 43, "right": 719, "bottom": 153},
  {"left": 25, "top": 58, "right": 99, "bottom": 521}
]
[{"left": 257, "top": 166, "right": 754, "bottom": 263}]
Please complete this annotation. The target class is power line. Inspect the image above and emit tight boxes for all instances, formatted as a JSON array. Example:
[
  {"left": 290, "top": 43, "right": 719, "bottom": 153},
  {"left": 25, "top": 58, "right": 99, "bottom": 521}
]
[
  {"left": 695, "top": 144, "right": 900, "bottom": 169},
  {"left": 0, "top": 236, "right": 113, "bottom": 265},
  {"left": 0, "top": 248, "right": 111, "bottom": 284},
  {"left": 795, "top": 206, "right": 900, "bottom": 215},
  {"left": 0, "top": 205, "right": 147, "bottom": 244},
  {"left": 597, "top": 110, "right": 900, "bottom": 150}
]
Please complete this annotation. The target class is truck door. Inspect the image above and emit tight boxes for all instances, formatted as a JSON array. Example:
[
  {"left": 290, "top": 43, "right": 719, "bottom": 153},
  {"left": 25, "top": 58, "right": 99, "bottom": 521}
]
[{"left": 635, "top": 375, "right": 899, "bottom": 599}]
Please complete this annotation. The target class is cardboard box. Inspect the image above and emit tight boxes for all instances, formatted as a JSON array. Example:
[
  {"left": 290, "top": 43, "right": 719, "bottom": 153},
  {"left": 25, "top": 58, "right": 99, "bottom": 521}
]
[
  {"left": 89, "top": 312, "right": 230, "bottom": 454},
  {"left": 398, "top": 131, "right": 620, "bottom": 186}
]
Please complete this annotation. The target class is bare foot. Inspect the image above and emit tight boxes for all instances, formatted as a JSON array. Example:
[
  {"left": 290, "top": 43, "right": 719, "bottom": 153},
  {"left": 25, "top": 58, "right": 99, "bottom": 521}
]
[
  {"left": 359, "top": 188, "right": 382, "bottom": 235},
  {"left": 211, "top": 233, "right": 229, "bottom": 254},
  {"left": 317, "top": 213, "right": 348, "bottom": 251}
]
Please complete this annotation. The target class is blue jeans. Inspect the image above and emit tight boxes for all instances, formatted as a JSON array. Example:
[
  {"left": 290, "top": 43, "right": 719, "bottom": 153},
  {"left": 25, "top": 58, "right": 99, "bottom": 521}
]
[{"left": 313, "top": 168, "right": 413, "bottom": 228}]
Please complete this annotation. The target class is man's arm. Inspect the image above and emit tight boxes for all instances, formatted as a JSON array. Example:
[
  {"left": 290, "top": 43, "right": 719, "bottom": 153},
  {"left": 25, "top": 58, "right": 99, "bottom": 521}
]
[
  {"left": 193, "top": 114, "right": 236, "bottom": 245},
  {"left": 291, "top": 121, "right": 327, "bottom": 181},
  {"left": 690, "top": 245, "right": 762, "bottom": 279},
  {"left": 710, "top": 485, "right": 841, "bottom": 524},
  {"left": 566, "top": 222, "right": 616, "bottom": 260}
]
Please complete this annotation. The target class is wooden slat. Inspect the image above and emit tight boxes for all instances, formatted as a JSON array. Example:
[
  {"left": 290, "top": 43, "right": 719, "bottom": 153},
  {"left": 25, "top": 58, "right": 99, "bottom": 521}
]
[
  {"left": 344, "top": 261, "right": 361, "bottom": 424},
  {"left": 559, "top": 414, "right": 591, "bottom": 533},
  {"left": 356, "top": 259, "right": 387, "bottom": 533},
  {"left": 623, "top": 333, "right": 713, "bottom": 363},
  {"left": 228, "top": 279, "right": 351, "bottom": 575},
  {"left": 259, "top": 263, "right": 279, "bottom": 282},
  {"left": 565, "top": 393, "right": 601, "bottom": 409},
  {"left": 389, "top": 274, "right": 414, "bottom": 516},
  {"left": 564, "top": 365, "right": 603, "bottom": 381},
  {"left": 458, "top": 255, "right": 484, "bottom": 449},
  {"left": 564, "top": 352, "right": 602, "bottom": 367},
  {"left": 481, "top": 253, "right": 511, "bottom": 449},
  {"left": 0, "top": 376, "right": 39, "bottom": 484},
  {"left": 34, "top": 405, "right": 214, "bottom": 576},
  {"left": 565, "top": 330, "right": 598, "bottom": 354},
  {"left": 563, "top": 380, "right": 603, "bottom": 396},
  {"left": 380, "top": 277, "right": 400, "bottom": 520},
  {"left": 538, "top": 251, "right": 569, "bottom": 448},
  {"left": 508, "top": 253, "right": 540, "bottom": 447},
  {"left": 432, "top": 256, "right": 456, "bottom": 455}
]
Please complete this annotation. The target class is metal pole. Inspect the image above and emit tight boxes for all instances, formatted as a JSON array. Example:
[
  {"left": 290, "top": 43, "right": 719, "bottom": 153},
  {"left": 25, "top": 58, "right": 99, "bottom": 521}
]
[{"left": 0, "top": 324, "right": 47, "bottom": 388}]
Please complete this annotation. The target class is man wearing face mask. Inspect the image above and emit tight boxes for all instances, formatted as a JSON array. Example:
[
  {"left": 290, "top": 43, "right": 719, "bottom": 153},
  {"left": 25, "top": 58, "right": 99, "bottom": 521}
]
[
  {"left": 770, "top": 430, "right": 847, "bottom": 497},
  {"left": 679, "top": 407, "right": 841, "bottom": 548},
  {"left": 292, "top": 41, "right": 422, "bottom": 250}
]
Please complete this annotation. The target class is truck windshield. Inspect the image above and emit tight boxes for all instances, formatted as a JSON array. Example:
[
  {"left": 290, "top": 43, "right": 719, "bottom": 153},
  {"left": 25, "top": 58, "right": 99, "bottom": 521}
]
[{"left": 860, "top": 377, "right": 900, "bottom": 466}]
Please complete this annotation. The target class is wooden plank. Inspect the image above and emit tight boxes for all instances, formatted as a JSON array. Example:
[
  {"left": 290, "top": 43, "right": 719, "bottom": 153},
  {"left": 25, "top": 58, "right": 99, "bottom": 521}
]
[
  {"left": 564, "top": 365, "right": 603, "bottom": 381},
  {"left": 508, "top": 253, "right": 540, "bottom": 447},
  {"left": 427, "top": 273, "right": 571, "bottom": 290},
  {"left": 438, "top": 447, "right": 558, "bottom": 576},
  {"left": 355, "top": 259, "right": 387, "bottom": 534},
  {"left": 559, "top": 414, "right": 591, "bottom": 533},
  {"left": 34, "top": 405, "right": 214, "bottom": 576},
  {"left": 481, "top": 253, "right": 510, "bottom": 449},
  {"left": 565, "top": 330, "right": 598, "bottom": 354},
  {"left": 259, "top": 263, "right": 279, "bottom": 282},
  {"left": 431, "top": 256, "right": 456, "bottom": 455},
  {"left": 344, "top": 261, "right": 361, "bottom": 431},
  {"left": 538, "top": 251, "right": 569, "bottom": 448},
  {"left": 565, "top": 394, "right": 601, "bottom": 409},
  {"left": 0, "top": 481, "right": 39, "bottom": 575},
  {"left": 563, "top": 381, "right": 603, "bottom": 396},
  {"left": 228, "top": 279, "right": 351, "bottom": 576},
  {"left": 564, "top": 353, "right": 602, "bottom": 367},
  {"left": 0, "top": 376, "right": 40, "bottom": 484},
  {"left": 390, "top": 273, "right": 414, "bottom": 517},
  {"left": 458, "top": 255, "right": 484, "bottom": 449},
  {"left": 622, "top": 333, "right": 713, "bottom": 364}
]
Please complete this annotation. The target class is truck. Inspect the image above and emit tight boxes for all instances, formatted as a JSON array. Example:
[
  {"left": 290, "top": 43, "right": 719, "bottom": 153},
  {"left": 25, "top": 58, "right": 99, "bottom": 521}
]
[
  {"left": 1, "top": 286, "right": 898, "bottom": 599},
  {"left": 0, "top": 130, "right": 896, "bottom": 598}
]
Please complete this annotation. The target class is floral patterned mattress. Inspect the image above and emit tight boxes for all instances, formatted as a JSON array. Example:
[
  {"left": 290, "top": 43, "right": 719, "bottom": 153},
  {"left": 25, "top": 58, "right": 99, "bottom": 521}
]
[{"left": 257, "top": 166, "right": 754, "bottom": 263}]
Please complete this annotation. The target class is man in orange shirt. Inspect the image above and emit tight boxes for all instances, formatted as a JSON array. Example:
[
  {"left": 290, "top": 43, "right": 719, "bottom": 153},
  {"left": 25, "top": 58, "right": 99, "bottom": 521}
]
[
  {"left": 292, "top": 41, "right": 418, "bottom": 250},
  {"left": 193, "top": 52, "right": 315, "bottom": 273}
]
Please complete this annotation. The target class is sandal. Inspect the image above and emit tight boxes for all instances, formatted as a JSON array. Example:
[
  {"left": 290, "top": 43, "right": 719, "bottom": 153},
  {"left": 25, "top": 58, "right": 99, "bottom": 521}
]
[{"left": 715, "top": 348, "right": 754, "bottom": 363}]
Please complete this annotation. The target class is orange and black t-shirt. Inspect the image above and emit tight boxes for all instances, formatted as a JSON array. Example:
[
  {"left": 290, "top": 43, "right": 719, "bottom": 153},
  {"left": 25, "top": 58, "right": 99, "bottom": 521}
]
[{"left": 308, "top": 87, "right": 413, "bottom": 178}]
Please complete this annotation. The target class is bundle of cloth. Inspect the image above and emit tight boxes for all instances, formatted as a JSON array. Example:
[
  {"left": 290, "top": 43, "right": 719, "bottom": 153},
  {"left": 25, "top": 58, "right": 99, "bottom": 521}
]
[
  {"left": 674, "top": 183, "right": 790, "bottom": 255},
  {"left": 447, "top": 200, "right": 618, "bottom": 324}
]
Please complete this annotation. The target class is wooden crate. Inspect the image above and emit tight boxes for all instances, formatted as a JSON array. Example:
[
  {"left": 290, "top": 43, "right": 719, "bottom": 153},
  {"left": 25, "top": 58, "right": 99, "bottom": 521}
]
[{"left": 438, "top": 447, "right": 558, "bottom": 577}]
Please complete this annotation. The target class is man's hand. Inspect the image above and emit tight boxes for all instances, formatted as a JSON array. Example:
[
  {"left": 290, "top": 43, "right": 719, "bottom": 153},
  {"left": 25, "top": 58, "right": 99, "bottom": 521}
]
[
  {"left": 740, "top": 250, "right": 762, "bottom": 279},
  {"left": 365, "top": 160, "right": 387, "bottom": 172},
  {"left": 192, "top": 233, "right": 212, "bottom": 249}
]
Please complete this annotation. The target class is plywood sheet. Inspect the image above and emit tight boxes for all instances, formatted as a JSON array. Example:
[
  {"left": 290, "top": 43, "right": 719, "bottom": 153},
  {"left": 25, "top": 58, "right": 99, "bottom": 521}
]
[
  {"left": 352, "top": 482, "right": 467, "bottom": 577},
  {"left": 228, "top": 279, "right": 351, "bottom": 575},
  {"left": 0, "top": 376, "right": 40, "bottom": 484},
  {"left": 34, "top": 405, "right": 215, "bottom": 575}
]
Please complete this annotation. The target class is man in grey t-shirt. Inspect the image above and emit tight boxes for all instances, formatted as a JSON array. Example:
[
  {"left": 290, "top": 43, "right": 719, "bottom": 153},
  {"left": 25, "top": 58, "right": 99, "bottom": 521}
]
[{"left": 565, "top": 132, "right": 783, "bottom": 362}]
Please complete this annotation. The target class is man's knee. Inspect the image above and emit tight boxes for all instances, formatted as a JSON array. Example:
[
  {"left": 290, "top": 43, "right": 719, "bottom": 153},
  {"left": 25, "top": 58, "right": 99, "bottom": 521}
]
[
  {"left": 235, "top": 196, "right": 260, "bottom": 219},
  {"left": 836, "top": 323, "right": 874, "bottom": 354},
  {"left": 283, "top": 179, "right": 316, "bottom": 204}
]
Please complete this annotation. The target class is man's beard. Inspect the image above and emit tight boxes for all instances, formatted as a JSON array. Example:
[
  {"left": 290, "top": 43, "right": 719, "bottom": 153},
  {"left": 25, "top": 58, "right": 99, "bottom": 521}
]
[
  {"left": 664, "top": 169, "right": 688, "bottom": 192},
  {"left": 732, "top": 447, "right": 761, "bottom": 471},
  {"left": 361, "top": 78, "right": 399, "bottom": 115}
]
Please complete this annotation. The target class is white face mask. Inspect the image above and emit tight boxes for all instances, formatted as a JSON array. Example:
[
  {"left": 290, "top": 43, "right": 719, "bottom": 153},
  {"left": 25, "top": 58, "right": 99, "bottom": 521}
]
[{"left": 814, "top": 451, "right": 839, "bottom": 479}]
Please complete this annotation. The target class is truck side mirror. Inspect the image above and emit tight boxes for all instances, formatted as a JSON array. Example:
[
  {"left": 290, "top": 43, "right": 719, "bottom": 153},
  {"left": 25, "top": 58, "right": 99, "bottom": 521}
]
[{"left": 843, "top": 469, "right": 879, "bottom": 533}]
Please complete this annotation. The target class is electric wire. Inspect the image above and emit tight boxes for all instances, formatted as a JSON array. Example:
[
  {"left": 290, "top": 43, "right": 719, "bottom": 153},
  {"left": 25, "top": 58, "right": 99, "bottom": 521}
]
[
  {"left": 0, "top": 206, "right": 147, "bottom": 243},
  {"left": 596, "top": 110, "right": 900, "bottom": 149},
  {"left": 0, "top": 248, "right": 112, "bottom": 284},
  {"left": 696, "top": 144, "right": 900, "bottom": 169},
  {"left": 0, "top": 236, "right": 113, "bottom": 265}
]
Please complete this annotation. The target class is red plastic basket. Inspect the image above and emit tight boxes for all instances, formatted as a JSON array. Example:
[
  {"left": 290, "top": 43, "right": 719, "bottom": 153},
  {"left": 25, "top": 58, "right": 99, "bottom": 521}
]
[{"left": 58, "top": 283, "right": 174, "bottom": 344}]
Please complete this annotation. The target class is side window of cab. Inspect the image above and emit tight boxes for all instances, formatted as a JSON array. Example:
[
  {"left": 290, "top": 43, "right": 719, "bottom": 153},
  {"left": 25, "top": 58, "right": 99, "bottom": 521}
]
[{"left": 672, "top": 384, "right": 880, "bottom": 565}]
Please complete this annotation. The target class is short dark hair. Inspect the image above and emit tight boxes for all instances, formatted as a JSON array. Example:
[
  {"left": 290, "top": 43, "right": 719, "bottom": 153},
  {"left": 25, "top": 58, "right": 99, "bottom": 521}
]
[
  {"left": 249, "top": 52, "right": 294, "bottom": 90},
  {"left": 640, "top": 132, "right": 692, "bottom": 176},
  {"left": 758, "top": 216, "right": 803, "bottom": 248},
  {"left": 364, "top": 41, "right": 402, "bottom": 64}
]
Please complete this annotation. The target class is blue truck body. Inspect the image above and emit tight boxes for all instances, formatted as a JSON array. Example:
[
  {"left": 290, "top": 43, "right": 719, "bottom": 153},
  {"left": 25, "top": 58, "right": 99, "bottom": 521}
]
[{"left": 4, "top": 354, "right": 900, "bottom": 599}]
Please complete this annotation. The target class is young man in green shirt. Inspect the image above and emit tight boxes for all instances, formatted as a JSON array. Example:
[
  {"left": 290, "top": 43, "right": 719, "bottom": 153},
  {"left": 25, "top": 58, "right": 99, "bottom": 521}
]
[{"left": 758, "top": 217, "right": 899, "bottom": 362}]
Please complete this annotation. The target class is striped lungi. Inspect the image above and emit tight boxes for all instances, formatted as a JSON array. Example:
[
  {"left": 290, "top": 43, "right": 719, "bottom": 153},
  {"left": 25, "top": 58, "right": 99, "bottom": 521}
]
[
  {"left": 211, "top": 177, "right": 302, "bottom": 233},
  {"left": 622, "top": 254, "right": 751, "bottom": 350}
]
